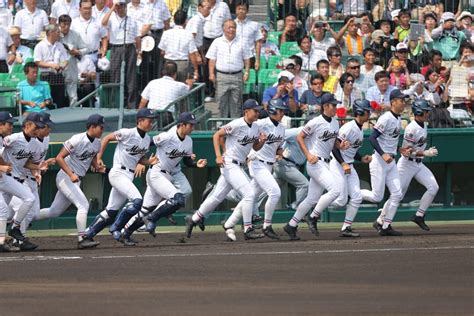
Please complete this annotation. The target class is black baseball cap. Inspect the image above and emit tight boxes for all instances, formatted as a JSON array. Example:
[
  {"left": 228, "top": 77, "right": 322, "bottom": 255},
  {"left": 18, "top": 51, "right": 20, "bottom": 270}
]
[
  {"left": 24, "top": 112, "right": 46, "bottom": 128},
  {"left": 177, "top": 112, "right": 197, "bottom": 124},
  {"left": 86, "top": 114, "right": 105, "bottom": 126},
  {"left": 389, "top": 89, "right": 409, "bottom": 102},
  {"left": 242, "top": 99, "right": 263, "bottom": 110},
  {"left": 320, "top": 93, "right": 339, "bottom": 105},
  {"left": 136, "top": 108, "right": 158, "bottom": 119},
  {"left": 0, "top": 111, "right": 17, "bottom": 123},
  {"left": 39, "top": 112, "right": 54, "bottom": 127}
]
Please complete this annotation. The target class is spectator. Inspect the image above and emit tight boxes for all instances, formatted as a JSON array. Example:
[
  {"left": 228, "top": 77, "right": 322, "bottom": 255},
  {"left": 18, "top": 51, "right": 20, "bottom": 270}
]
[
  {"left": 13, "top": 0, "right": 49, "bottom": 49},
  {"left": 186, "top": 0, "right": 212, "bottom": 70},
  {"left": 259, "top": 24, "right": 280, "bottom": 61},
  {"left": 391, "top": 42, "right": 419, "bottom": 74},
  {"left": 71, "top": 0, "right": 108, "bottom": 66},
  {"left": 388, "top": 58, "right": 411, "bottom": 90},
  {"left": 286, "top": 55, "right": 308, "bottom": 97},
  {"left": 327, "top": 46, "right": 344, "bottom": 79},
  {"left": 366, "top": 70, "right": 396, "bottom": 111},
  {"left": 59, "top": 14, "right": 87, "bottom": 106},
  {"left": 309, "top": 20, "right": 336, "bottom": 53},
  {"left": 345, "top": 57, "right": 371, "bottom": 94},
  {"left": 449, "top": 43, "right": 473, "bottom": 108},
  {"left": 138, "top": 61, "right": 193, "bottom": 125},
  {"left": 361, "top": 48, "right": 383, "bottom": 85},
  {"left": 456, "top": 11, "right": 472, "bottom": 42},
  {"left": 0, "top": 1, "right": 13, "bottom": 28},
  {"left": 50, "top": 0, "right": 80, "bottom": 24},
  {"left": 34, "top": 23, "right": 69, "bottom": 107},
  {"left": 424, "top": 68, "right": 448, "bottom": 106},
  {"left": 300, "top": 73, "right": 325, "bottom": 115},
  {"left": 0, "top": 25, "right": 14, "bottom": 73},
  {"left": 17, "top": 62, "right": 52, "bottom": 114},
  {"left": 423, "top": 11, "right": 438, "bottom": 42},
  {"left": 77, "top": 56, "right": 96, "bottom": 107},
  {"left": 333, "top": 16, "right": 371, "bottom": 56},
  {"left": 102, "top": 0, "right": 141, "bottom": 108},
  {"left": 202, "top": 0, "right": 231, "bottom": 102},
  {"left": 262, "top": 74, "right": 299, "bottom": 115},
  {"left": 159, "top": 9, "right": 199, "bottom": 82},
  {"left": 296, "top": 35, "right": 327, "bottom": 74},
  {"left": 335, "top": 72, "right": 363, "bottom": 113},
  {"left": 234, "top": 0, "right": 263, "bottom": 70},
  {"left": 370, "top": 29, "right": 392, "bottom": 68},
  {"left": 91, "top": 0, "right": 110, "bottom": 22},
  {"left": 394, "top": 9, "right": 411, "bottom": 42},
  {"left": 317, "top": 59, "right": 337, "bottom": 93},
  {"left": 206, "top": 19, "right": 251, "bottom": 118},
  {"left": 7, "top": 26, "right": 32, "bottom": 72},
  {"left": 421, "top": 49, "right": 443, "bottom": 76},
  {"left": 279, "top": 13, "right": 305, "bottom": 45},
  {"left": 432, "top": 12, "right": 467, "bottom": 67}
]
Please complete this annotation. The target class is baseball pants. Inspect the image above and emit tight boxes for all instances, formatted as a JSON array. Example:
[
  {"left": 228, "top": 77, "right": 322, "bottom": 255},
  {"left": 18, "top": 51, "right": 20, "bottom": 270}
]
[
  {"left": 10, "top": 177, "right": 40, "bottom": 235},
  {"left": 0, "top": 175, "right": 35, "bottom": 228},
  {"left": 273, "top": 159, "right": 309, "bottom": 209}
]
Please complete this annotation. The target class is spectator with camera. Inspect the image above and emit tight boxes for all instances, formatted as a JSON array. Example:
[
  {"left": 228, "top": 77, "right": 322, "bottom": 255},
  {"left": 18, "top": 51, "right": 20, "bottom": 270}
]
[
  {"left": 309, "top": 20, "right": 336, "bottom": 53},
  {"left": 333, "top": 15, "right": 371, "bottom": 57},
  {"left": 432, "top": 12, "right": 467, "bottom": 67}
]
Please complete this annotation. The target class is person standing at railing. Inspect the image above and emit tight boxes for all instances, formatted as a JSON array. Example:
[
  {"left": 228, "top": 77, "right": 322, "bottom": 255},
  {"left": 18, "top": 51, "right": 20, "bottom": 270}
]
[
  {"left": 234, "top": 0, "right": 262, "bottom": 71},
  {"left": 49, "top": 0, "right": 80, "bottom": 24},
  {"left": 13, "top": 0, "right": 49, "bottom": 49}
]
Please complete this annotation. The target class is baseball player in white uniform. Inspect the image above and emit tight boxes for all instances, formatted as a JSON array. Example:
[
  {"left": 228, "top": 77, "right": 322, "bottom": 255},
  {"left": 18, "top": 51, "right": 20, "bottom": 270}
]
[
  {"left": 222, "top": 99, "right": 286, "bottom": 241},
  {"left": 283, "top": 93, "right": 344, "bottom": 240},
  {"left": 119, "top": 112, "right": 208, "bottom": 246},
  {"left": 361, "top": 89, "right": 412, "bottom": 236},
  {"left": 330, "top": 100, "right": 372, "bottom": 237},
  {"left": 0, "top": 112, "right": 16, "bottom": 252},
  {"left": 378, "top": 100, "right": 439, "bottom": 231},
  {"left": 85, "top": 108, "right": 158, "bottom": 242},
  {"left": 1, "top": 113, "right": 49, "bottom": 249},
  {"left": 37, "top": 114, "right": 106, "bottom": 249},
  {"left": 185, "top": 99, "right": 268, "bottom": 240}
]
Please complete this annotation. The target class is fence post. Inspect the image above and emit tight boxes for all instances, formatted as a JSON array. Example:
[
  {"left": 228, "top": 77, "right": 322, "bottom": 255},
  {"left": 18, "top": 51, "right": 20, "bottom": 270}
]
[{"left": 118, "top": 60, "right": 125, "bottom": 130}]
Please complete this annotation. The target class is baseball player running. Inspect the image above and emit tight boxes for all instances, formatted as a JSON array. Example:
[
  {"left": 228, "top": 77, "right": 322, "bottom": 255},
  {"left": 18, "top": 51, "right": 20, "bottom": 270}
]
[
  {"left": 185, "top": 99, "right": 267, "bottom": 240},
  {"left": 1, "top": 113, "right": 48, "bottom": 249},
  {"left": 85, "top": 108, "right": 158, "bottom": 242},
  {"left": 378, "top": 100, "right": 439, "bottom": 231},
  {"left": 330, "top": 100, "right": 372, "bottom": 237},
  {"left": 284, "top": 93, "right": 344, "bottom": 240},
  {"left": 361, "top": 89, "right": 412, "bottom": 236},
  {"left": 37, "top": 114, "right": 107, "bottom": 249},
  {"left": 120, "top": 112, "right": 208, "bottom": 246},
  {"left": 222, "top": 99, "right": 286, "bottom": 241},
  {"left": 0, "top": 112, "right": 16, "bottom": 252}
]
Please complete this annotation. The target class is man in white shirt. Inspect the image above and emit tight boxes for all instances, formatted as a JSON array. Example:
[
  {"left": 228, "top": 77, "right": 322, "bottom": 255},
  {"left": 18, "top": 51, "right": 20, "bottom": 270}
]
[
  {"left": 138, "top": 61, "right": 192, "bottom": 127},
  {"left": 202, "top": 0, "right": 231, "bottom": 101},
  {"left": 103, "top": 0, "right": 141, "bottom": 108},
  {"left": 206, "top": 19, "right": 251, "bottom": 118},
  {"left": 50, "top": 0, "right": 80, "bottom": 23},
  {"left": 0, "top": 26, "right": 14, "bottom": 73},
  {"left": 71, "top": 0, "right": 107, "bottom": 65},
  {"left": 159, "top": 9, "right": 198, "bottom": 82},
  {"left": 77, "top": 56, "right": 96, "bottom": 107},
  {"left": 34, "top": 23, "right": 69, "bottom": 107},
  {"left": 0, "top": 3, "right": 13, "bottom": 28},
  {"left": 13, "top": 0, "right": 49, "bottom": 49},
  {"left": 366, "top": 70, "right": 396, "bottom": 112},
  {"left": 360, "top": 47, "right": 383, "bottom": 87},
  {"left": 92, "top": 0, "right": 110, "bottom": 23},
  {"left": 234, "top": 0, "right": 262, "bottom": 71},
  {"left": 296, "top": 35, "right": 327, "bottom": 76}
]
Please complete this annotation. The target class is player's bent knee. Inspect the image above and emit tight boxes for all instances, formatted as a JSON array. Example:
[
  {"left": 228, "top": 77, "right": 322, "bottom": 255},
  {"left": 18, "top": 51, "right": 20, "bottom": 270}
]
[
  {"left": 428, "top": 182, "right": 439, "bottom": 195},
  {"left": 171, "top": 193, "right": 186, "bottom": 208}
]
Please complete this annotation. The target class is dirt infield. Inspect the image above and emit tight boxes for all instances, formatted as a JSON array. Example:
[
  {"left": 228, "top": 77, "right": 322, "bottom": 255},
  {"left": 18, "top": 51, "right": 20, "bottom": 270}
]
[{"left": 0, "top": 223, "right": 473, "bottom": 315}]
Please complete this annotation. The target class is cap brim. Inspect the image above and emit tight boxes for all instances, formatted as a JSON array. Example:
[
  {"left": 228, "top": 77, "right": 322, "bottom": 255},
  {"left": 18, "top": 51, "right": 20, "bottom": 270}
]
[
  {"left": 35, "top": 122, "right": 46, "bottom": 128},
  {"left": 6, "top": 118, "right": 18, "bottom": 123}
]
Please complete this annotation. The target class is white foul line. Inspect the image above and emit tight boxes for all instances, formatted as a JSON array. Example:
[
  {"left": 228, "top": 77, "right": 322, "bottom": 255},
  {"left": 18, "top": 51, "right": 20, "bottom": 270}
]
[{"left": 0, "top": 245, "right": 472, "bottom": 263}]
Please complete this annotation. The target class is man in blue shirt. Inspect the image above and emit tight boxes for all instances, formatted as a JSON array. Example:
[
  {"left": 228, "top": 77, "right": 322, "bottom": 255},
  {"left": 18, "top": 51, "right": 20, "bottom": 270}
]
[
  {"left": 262, "top": 73, "right": 299, "bottom": 115},
  {"left": 17, "top": 62, "right": 52, "bottom": 114}
]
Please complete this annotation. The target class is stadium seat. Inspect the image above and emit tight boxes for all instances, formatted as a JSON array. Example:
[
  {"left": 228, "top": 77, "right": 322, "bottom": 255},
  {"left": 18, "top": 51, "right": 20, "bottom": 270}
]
[
  {"left": 280, "top": 41, "right": 301, "bottom": 57},
  {"left": 257, "top": 68, "right": 280, "bottom": 98},
  {"left": 267, "top": 55, "right": 283, "bottom": 69},
  {"left": 267, "top": 31, "right": 282, "bottom": 46},
  {"left": 10, "top": 63, "right": 23, "bottom": 74}
]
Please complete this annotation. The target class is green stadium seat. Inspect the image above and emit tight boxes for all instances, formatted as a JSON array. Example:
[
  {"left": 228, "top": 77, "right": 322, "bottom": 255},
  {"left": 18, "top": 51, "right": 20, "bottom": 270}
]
[
  {"left": 327, "top": 21, "right": 345, "bottom": 33},
  {"left": 267, "top": 55, "right": 283, "bottom": 69},
  {"left": 10, "top": 63, "right": 23, "bottom": 73},
  {"left": 257, "top": 68, "right": 280, "bottom": 98},
  {"left": 280, "top": 41, "right": 301, "bottom": 57},
  {"left": 267, "top": 31, "right": 281, "bottom": 46}
]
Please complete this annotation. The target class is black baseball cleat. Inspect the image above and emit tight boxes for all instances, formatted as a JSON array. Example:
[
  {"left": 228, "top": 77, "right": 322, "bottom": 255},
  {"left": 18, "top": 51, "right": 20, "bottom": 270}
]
[
  {"left": 0, "top": 244, "right": 11, "bottom": 252},
  {"left": 18, "top": 239, "right": 38, "bottom": 251},
  {"left": 372, "top": 220, "right": 382, "bottom": 232},
  {"left": 78, "top": 236, "right": 100, "bottom": 249},
  {"left": 201, "top": 182, "right": 214, "bottom": 202},
  {"left": 340, "top": 227, "right": 360, "bottom": 237},
  {"left": 198, "top": 218, "right": 205, "bottom": 231},
  {"left": 119, "top": 236, "right": 138, "bottom": 247},
  {"left": 283, "top": 224, "right": 300, "bottom": 241},
  {"left": 184, "top": 215, "right": 197, "bottom": 238},
  {"left": 411, "top": 215, "right": 430, "bottom": 231},
  {"left": 379, "top": 225, "right": 403, "bottom": 236},
  {"left": 263, "top": 225, "right": 280, "bottom": 240},
  {"left": 243, "top": 227, "right": 264, "bottom": 240},
  {"left": 8, "top": 227, "right": 26, "bottom": 242},
  {"left": 306, "top": 214, "right": 319, "bottom": 236}
]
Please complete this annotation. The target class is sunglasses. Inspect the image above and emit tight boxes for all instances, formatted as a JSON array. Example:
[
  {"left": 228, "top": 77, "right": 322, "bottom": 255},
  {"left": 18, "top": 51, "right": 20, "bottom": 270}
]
[
  {"left": 345, "top": 80, "right": 354, "bottom": 84},
  {"left": 349, "top": 65, "right": 360, "bottom": 69},
  {"left": 312, "top": 81, "right": 323, "bottom": 85},
  {"left": 398, "top": 49, "right": 409, "bottom": 54}
]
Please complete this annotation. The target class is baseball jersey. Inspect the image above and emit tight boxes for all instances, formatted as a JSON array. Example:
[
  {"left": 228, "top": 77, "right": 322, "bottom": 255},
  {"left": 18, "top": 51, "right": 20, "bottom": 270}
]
[
  {"left": 25, "top": 135, "right": 50, "bottom": 178},
  {"left": 152, "top": 126, "right": 193, "bottom": 172},
  {"left": 248, "top": 117, "right": 285, "bottom": 163},
  {"left": 302, "top": 115, "right": 339, "bottom": 159},
  {"left": 373, "top": 111, "right": 401, "bottom": 155},
  {"left": 63, "top": 132, "right": 101, "bottom": 177},
  {"left": 402, "top": 120, "right": 428, "bottom": 155},
  {"left": 113, "top": 128, "right": 151, "bottom": 171},
  {"left": 2, "top": 132, "right": 36, "bottom": 178},
  {"left": 222, "top": 117, "right": 260, "bottom": 163},
  {"left": 282, "top": 127, "right": 306, "bottom": 166},
  {"left": 336, "top": 120, "right": 363, "bottom": 164}
]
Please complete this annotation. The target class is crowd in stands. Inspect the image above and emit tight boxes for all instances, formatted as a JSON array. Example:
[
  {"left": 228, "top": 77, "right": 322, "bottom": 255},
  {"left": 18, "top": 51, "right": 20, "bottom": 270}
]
[{"left": 0, "top": 0, "right": 472, "bottom": 127}]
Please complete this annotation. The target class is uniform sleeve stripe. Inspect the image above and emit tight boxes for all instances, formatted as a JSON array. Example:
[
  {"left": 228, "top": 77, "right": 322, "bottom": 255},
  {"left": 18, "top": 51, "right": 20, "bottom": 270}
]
[{"left": 374, "top": 126, "right": 383, "bottom": 134}]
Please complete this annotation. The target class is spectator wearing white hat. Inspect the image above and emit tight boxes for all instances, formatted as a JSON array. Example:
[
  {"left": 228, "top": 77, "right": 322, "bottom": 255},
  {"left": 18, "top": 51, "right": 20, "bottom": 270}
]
[
  {"left": 432, "top": 12, "right": 467, "bottom": 66},
  {"left": 389, "top": 42, "right": 420, "bottom": 74},
  {"left": 456, "top": 11, "right": 472, "bottom": 42},
  {"left": 7, "top": 26, "right": 32, "bottom": 72},
  {"left": 262, "top": 71, "right": 299, "bottom": 115}
]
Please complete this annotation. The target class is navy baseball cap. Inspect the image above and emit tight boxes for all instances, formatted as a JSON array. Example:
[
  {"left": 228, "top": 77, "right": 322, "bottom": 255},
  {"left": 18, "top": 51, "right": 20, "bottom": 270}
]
[
  {"left": 389, "top": 89, "right": 409, "bottom": 102},
  {"left": 39, "top": 112, "right": 54, "bottom": 127},
  {"left": 24, "top": 112, "right": 45, "bottom": 128},
  {"left": 178, "top": 112, "right": 197, "bottom": 124},
  {"left": 86, "top": 114, "right": 105, "bottom": 126},
  {"left": 320, "top": 93, "right": 339, "bottom": 105},
  {"left": 242, "top": 99, "right": 263, "bottom": 110},
  {"left": 0, "top": 111, "right": 17, "bottom": 123},
  {"left": 136, "top": 108, "right": 158, "bottom": 119}
]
